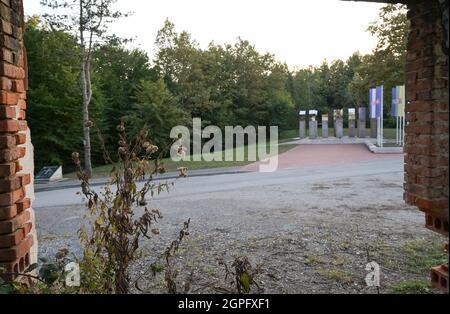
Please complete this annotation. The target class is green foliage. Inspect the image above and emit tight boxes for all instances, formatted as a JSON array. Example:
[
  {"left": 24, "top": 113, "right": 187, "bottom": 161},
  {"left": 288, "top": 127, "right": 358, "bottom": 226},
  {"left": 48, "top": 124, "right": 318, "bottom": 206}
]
[
  {"left": 367, "top": 4, "right": 409, "bottom": 58},
  {"left": 93, "top": 39, "right": 157, "bottom": 153},
  {"left": 154, "top": 21, "right": 297, "bottom": 129},
  {"left": 349, "top": 4, "right": 408, "bottom": 128},
  {"left": 316, "top": 269, "right": 355, "bottom": 284},
  {"left": 0, "top": 249, "right": 79, "bottom": 294},
  {"left": 125, "top": 79, "right": 191, "bottom": 151},
  {"left": 25, "top": 17, "right": 83, "bottom": 170},
  {"left": 293, "top": 55, "right": 364, "bottom": 113},
  {"left": 219, "top": 256, "right": 263, "bottom": 294},
  {"left": 25, "top": 17, "right": 106, "bottom": 172},
  {"left": 401, "top": 239, "right": 448, "bottom": 274},
  {"left": 74, "top": 122, "right": 184, "bottom": 294},
  {"left": 151, "top": 262, "right": 165, "bottom": 274},
  {"left": 293, "top": 4, "right": 408, "bottom": 128},
  {"left": 40, "top": 0, "right": 129, "bottom": 177},
  {"left": 391, "top": 280, "right": 434, "bottom": 294}
]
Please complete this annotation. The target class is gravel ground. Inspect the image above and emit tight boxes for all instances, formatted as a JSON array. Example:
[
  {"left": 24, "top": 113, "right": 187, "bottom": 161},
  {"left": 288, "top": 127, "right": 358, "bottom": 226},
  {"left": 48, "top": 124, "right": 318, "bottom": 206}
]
[{"left": 35, "top": 168, "right": 447, "bottom": 294}]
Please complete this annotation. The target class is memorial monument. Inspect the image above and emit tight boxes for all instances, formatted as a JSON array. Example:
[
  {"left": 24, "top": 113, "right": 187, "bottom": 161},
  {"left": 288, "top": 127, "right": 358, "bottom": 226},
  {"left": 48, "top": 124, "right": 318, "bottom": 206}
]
[
  {"left": 309, "top": 110, "right": 318, "bottom": 139},
  {"left": 299, "top": 110, "right": 306, "bottom": 139},
  {"left": 348, "top": 108, "right": 356, "bottom": 138},
  {"left": 334, "top": 109, "right": 344, "bottom": 139},
  {"left": 358, "top": 107, "right": 366, "bottom": 138},
  {"left": 322, "top": 113, "right": 329, "bottom": 138},
  {"left": 370, "top": 118, "right": 377, "bottom": 138}
]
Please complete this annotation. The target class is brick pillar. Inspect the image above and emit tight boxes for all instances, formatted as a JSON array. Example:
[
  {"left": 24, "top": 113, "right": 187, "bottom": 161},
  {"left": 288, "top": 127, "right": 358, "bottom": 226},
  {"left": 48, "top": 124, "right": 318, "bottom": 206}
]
[
  {"left": 0, "top": 0, "right": 36, "bottom": 282},
  {"left": 404, "top": 0, "right": 449, "bottom": 293}
]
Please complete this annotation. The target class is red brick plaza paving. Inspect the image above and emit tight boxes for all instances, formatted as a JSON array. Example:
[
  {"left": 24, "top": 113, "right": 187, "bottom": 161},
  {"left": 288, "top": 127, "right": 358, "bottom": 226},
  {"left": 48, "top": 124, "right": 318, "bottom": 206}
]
[{"left": 242, "top": 144, "right": 404, "bottom": 172}]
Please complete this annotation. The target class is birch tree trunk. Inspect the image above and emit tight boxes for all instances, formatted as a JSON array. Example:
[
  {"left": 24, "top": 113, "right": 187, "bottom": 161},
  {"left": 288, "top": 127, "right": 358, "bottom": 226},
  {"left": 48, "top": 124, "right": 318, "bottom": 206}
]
[
  {"left": 80, "top": 61, "right": 93, "bottom": 178},
  {"left": 79, "top": 0, "right": 93, "bottom": 178}
]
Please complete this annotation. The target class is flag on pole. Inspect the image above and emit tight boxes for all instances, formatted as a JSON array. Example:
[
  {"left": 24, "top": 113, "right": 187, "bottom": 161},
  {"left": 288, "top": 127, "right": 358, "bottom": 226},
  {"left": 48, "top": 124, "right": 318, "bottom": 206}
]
[
  {"left": 375, "top": 86, "right": 383, "bottom": 118},
  {"left": 396, "top": 86, "right": 401, "bottom": 116},
  {"left": 369, "top": 88, "right": 377, "bottom": 119},
  {"left": 397, "top": 85, "right": 405, "bottom": 117},
  {"left": 391, "top": 87, "right": 397, "bottom": 117}
]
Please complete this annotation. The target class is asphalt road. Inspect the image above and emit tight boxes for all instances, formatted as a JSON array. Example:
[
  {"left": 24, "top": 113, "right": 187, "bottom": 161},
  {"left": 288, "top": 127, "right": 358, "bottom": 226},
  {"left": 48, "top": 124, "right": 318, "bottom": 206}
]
[{"left": 34, "top": 158, "right": 403, "bottom": 209}]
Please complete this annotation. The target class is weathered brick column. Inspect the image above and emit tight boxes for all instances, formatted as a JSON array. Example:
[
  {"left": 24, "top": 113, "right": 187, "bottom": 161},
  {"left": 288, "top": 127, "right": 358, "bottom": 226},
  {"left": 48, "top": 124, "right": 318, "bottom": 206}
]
[
  {"left": 404, "top": 0, "right": 449, "bottom": 293},
  {"left": 0, "top": 0, "right": 36, "bottom": 282}
]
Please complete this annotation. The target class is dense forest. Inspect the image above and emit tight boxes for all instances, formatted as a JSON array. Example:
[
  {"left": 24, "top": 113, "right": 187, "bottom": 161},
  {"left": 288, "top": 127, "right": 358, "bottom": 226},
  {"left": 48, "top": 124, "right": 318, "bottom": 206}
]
[{"left": 25, "top": 4, "right": 408, "bottom": 171}]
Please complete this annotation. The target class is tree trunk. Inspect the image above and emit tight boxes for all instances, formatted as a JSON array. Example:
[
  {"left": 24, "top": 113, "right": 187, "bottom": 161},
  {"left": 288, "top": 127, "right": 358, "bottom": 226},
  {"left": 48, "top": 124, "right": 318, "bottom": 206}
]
[
  {"left": 80, "top": 61, "right": 93, "bottom": 178},
  {"left": 79, "top": 0, "right": 93, "bottom": 178}
]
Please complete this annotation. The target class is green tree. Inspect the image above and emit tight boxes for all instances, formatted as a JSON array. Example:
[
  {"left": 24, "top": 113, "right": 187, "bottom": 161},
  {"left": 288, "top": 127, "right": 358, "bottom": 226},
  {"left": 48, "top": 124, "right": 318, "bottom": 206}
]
[
  {"left": 41, "top": 0, "right": 129, "bottom": 177},
  {"left": 26, "top": 17, "right": 106, "bottom": 171},
  {"left": 368, "top": 4, "right": 409, "bottom": 58},
  {"left": 349, "top": 4, "right": 409, "bottom": 125},
  {"left": 265, "top": 63, "right": 296, "bottom": 129},
  {"left": 293, "top": 66, "right": 322, "bottom": 111},
  {"left": 93, "top": 40, "right": 157, "bottom": 152},
  {"left": 125, "top": 79, "right": 191, "bottom": 150},
  {"left": 153, "top": 21, "right": 296, "bottom": 132}
]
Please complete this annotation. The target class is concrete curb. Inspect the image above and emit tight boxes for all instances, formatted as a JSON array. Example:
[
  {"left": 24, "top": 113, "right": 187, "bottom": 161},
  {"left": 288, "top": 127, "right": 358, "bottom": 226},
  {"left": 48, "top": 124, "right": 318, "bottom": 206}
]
[
  {"left": 281, "top": 137, "right": 378, "bottom": 145},
  {"left": 34, "top": 167, "right": 248, "bottom": 193},
  {"left": 365, "top": 142, "right": 404, "bottom": 154}
]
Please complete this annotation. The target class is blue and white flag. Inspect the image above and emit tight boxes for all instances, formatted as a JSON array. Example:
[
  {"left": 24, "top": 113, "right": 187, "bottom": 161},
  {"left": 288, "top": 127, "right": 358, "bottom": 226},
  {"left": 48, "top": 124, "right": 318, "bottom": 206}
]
[
  {"left": 375, "top": 86, "right": 383, "bottom": 118},
  {"left": 391, "top": 87, "right": 397, "bottom": 117},
  {"left": 397, "top": 85, "right": 405, "bottom": 118},
  {"left": 369, "top": 88, "right": 377, "bottom": 119}
]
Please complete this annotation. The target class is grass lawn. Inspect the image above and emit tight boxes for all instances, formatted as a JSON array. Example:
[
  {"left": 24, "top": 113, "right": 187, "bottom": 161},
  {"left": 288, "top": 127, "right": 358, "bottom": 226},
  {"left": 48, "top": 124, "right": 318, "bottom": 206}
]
[
  {"left": 66, "top": 128, "right": 398, "bottom": 179},
  {"left": 66, "top": 143, "right": 298, "bottom": 179}
]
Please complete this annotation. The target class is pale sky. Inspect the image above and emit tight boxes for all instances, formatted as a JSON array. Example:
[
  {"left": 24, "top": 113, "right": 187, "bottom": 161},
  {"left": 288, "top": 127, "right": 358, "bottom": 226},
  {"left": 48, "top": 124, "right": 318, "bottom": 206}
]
[{"left": 23, "top": 0, "right": 384, "bottom": 69}]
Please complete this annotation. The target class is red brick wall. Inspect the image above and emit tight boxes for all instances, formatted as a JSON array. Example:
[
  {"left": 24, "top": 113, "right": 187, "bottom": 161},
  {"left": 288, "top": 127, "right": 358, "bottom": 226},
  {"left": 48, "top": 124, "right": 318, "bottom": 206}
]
[
  {"left": 0, "top": 0, "right": 34, "bottom": 282},
  {"left": 404, "top": 0, "right": 449, "bottom": 293}
]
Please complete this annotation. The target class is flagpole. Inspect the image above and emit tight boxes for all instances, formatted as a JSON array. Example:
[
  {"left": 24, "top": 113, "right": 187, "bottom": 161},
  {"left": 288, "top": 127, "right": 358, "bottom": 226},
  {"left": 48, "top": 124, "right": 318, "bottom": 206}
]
[
  {"left": 401, "top": 85, "right": 405, "bottom": 147},
  {"left": 401, "top": 116, "right": 402, "bottom": 146},
  {"left": 381, "top": 106, "right": 384, "bottom": 148},
  {"left": 381, "top": 86, "right": 384, "bottom": 148},
  {"left": 377, "top": 118, "right": 379, "bottom": 146},
  {"left": 402, "top": 116, "right": 405, "bottom": 147},
  {"left": 376, "top": 88, "right": 379, "bottom": 146},
  {"left": 394, "top": 86, "right": 399, "bottom": 146},
  {"left": 400, "top": 116, "right": 402, "bottom": 147}
]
